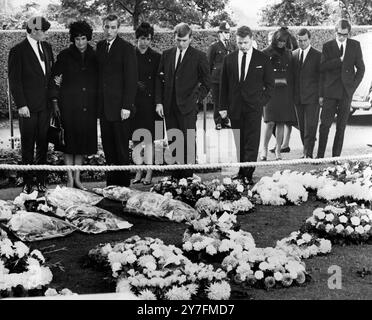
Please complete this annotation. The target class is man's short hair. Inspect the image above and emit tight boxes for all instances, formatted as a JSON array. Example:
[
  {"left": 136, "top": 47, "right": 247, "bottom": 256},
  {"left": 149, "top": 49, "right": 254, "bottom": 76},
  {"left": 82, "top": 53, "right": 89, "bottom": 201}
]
[
  {"left": 103, "top": 14, "right": 120, "bottom": 28},
  {"left": 26, "top": 16, "right": 50, "bottom": 34},
  {"left": 135, "top": 22, "right": 154, "bottom": 39},
  {"left": 174, "top": 23, "right": 192, "bottom": 38},
  {"left": 335, "top": 19, "right": 351, "bottom": 32},
  {"left": 297, "top": 28, "right": 311, "bottom": 39},
  {"left": 236, "top": 26, "right": 252, "bottom": 38}
]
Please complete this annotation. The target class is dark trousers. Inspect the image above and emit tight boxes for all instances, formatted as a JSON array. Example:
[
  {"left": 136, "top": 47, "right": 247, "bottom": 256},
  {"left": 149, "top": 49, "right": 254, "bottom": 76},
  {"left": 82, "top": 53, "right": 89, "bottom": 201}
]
[
  {"left": 231, "top": 106, "right": 262, "bottom": 179},
  {"left": 100, "top": 118, "right": 131, "bottom": 187},
  {"left": 211, "top": 83, "right": 229, "bottom": 126},
  {"left": 165, "top": 104, "right": 197, "bottom": 179},
  {"left": 317, "top": 91, "right": 352, "bottom": 158},
  {"left": 295, "top": 102, "right": 320, "bottom": 158},
  {"left": 19, "top": 109, "right": 50, "bottom": 185}
]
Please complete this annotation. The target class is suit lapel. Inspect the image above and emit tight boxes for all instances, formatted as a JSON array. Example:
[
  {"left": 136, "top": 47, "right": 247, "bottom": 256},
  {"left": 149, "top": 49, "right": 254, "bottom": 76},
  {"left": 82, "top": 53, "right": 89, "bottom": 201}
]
[
  {"left": 177, "top": 46, "right": 192, "bottom": 73},
  {"left": 41, "top": 42, "right": 51, "bottom": 76},
  {"left": 331, "top": 39, "right": 340, "bottom": 58},
  {"left": 302, "top": 47, "right": 312, "bottom": 69},
  {"left": 232, "top": 50, "right": 239, "bottom": 81},
  {"left": 343, "top": 38, "right": 351, "bottom": 63},
  {"left": 170, "top": 47, "right": 177, "bottom": 76},
  {"left": 24, "top": 39, "right": 45, "bottom": 76}
]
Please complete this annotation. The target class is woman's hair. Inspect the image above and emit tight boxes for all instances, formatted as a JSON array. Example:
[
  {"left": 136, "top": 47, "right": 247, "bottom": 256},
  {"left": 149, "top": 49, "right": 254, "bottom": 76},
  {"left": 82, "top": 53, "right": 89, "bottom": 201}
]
[
  {"left": 271, "top": 27, "right": 290, "bottom": 48},
  {"left": 135, "top": 22, "right": 154, "bottom": 39},
  {"left": 69, "top": 20, "right": 93, "bottom": 43}
]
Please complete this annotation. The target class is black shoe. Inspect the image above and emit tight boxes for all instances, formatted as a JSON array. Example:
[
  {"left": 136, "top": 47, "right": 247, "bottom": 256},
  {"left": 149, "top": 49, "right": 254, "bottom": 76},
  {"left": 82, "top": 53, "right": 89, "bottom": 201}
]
[
  {"left": 215, "top": 123, "right": 222, "bottom": 130},
  {"left": 270, "top": 147, "right": 290, "bottom": 153},
  {"left": 367, "top": 144, "right": 372, "bottom": 147},
  {"left": 22, "top": 184, "right": 34, "bottom": 194},
  {"left": 36, "top": 182, "right": 47, "bottom": 193},
  {"left": 232, "top": 174, "right": 243, "bottom": 181},
  {"left": 242, "top": 177, "right": 254, "bottom": 186},
  {"left": 222, "top": 120, "right": 231, "bottom": 128}
]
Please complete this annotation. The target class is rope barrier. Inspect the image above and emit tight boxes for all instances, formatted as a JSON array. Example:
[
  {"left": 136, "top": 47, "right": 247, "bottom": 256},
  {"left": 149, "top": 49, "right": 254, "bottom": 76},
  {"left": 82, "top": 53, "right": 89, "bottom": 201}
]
[{"left": 0, "top": 153, "right": 372, "bottom": 172}]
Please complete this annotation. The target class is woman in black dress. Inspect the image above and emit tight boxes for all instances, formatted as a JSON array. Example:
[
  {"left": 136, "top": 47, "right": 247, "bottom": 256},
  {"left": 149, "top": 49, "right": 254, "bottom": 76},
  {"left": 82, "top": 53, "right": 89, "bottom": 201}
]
[
  {"left": 131, "top": 22, "right": 161, "bottom": 185},
  {"left": 50, "top": 21, "right": 98, "bottom": 190},
  {"left": 260, "top": 28, "right": 296, "bottom": 160}
]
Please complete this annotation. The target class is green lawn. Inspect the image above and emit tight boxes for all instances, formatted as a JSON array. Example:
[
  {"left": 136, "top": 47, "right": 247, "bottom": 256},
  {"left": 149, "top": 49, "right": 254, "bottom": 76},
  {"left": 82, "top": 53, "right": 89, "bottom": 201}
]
[{"left": 1, "top": 164, "right": 371, "bottom": 300}]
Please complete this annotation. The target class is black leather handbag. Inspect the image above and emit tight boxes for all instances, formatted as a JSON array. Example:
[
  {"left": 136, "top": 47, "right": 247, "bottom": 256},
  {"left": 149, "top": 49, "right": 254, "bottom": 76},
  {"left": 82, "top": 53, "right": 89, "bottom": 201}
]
[{"left": 48, "top": 115, "right": 65, "bottom": 150}]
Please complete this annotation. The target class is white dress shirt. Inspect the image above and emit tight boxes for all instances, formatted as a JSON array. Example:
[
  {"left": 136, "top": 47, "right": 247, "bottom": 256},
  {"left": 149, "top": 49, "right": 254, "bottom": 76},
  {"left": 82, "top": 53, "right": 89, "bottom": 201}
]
[
  {"left": 336, "top": 38, "right": 347, "bottom": 61},
  {"left": 175, "top": 47, "right": 188, "bottom": 69},
  {"left": 238, "top": 48, "right": 252, "bottom": 81},
  {"left": 27, "top": 34, "right": 46, "bottom": 74},
  {"left": 300, "top": 45, "right": 311, "bottom": 63}
]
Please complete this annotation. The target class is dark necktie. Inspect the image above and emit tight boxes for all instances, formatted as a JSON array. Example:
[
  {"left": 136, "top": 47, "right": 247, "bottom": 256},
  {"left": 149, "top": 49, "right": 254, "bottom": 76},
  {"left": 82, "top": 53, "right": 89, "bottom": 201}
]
[
  {"left": 175, "top": 50, "right": 182, "bottom": 71},
  {"left": 299, "top": 50, "right": 304, "bottom": 68},
  {"left": 37, "top": 41, "right": 45, "bottom": 62},
  {"left": 240, "top": 52, "right": 246, "bottom": 82},
  {"left": 340, "top": 44, "right": 344, "bottom": 57}
]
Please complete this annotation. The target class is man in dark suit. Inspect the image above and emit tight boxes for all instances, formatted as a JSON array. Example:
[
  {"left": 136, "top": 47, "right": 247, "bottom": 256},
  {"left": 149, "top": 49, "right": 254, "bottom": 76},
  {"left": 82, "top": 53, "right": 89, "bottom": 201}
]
[
  {"left": 207, "top": 21, "right": 235, "bottom": 130},
  {"left": 8, "top": 16, "right": 54, "bottom": 194},
  {"left": 96, "top": 14, "right": 138, "bottom": 187},
  {"left": 155, "top": 23, "right": 210, "bottom": 178},
  {"left": 293, "top": 28, "right": 322, "bottom": 159},
  {"left": 317, "top": 19, "right": 365, "bottom": 158},
  {"left": 219, "top": 26, "right": 274, "bottom": 185}
]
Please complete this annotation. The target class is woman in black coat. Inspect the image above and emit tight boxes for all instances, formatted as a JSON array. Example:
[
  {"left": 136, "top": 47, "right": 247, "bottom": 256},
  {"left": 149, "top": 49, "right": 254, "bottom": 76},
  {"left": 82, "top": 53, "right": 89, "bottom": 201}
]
[
  {"left": 131, "top": 22, "right": 161, "bottom": 185},
  {"left": 50, "top": 21, "right": 98, "bottom": 190},
  {"left": 260, "top": 28, "right": 296, "bottom": 160}
]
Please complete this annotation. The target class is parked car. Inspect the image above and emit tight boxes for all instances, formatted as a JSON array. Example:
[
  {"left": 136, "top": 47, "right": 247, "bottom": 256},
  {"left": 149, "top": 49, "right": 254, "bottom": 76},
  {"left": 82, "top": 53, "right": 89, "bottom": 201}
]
[{"left": 350, "top": 31, "right": 372, "bottom": 114}]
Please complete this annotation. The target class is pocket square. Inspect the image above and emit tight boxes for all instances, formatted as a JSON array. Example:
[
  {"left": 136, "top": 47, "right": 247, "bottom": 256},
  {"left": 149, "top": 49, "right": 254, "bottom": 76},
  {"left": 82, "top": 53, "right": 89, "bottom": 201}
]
[{"left": 256, "top": 65, "right": 263, "bottom": 69}]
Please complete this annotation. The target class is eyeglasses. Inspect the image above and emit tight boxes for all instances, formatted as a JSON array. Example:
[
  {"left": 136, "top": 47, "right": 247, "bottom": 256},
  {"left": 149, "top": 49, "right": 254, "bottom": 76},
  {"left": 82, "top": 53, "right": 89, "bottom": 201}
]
[{"left": 337, "top": 32, "right": 349, "bottom": 37}]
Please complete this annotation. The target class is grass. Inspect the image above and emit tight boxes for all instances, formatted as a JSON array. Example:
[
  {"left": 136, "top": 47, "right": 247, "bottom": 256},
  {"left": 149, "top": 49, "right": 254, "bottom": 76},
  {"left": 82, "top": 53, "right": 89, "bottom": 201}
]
[{"left": 1, "top": 164, "right": 372, "bottom": 300}]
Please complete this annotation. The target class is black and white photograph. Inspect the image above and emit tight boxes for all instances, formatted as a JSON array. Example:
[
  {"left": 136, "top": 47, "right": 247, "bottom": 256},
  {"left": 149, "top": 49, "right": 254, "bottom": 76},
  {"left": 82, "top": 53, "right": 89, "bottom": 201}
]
[{"left": 0, "top": 0, "right": 371, "bottom": 310}]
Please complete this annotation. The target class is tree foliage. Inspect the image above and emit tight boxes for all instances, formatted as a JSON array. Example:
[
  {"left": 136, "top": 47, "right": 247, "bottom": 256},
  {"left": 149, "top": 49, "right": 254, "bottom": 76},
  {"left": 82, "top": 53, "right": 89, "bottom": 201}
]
[
  {"left": 259, "top": 0, "right": 332, "bottom": 26},
  {"left": 46, "top": 0, "right": 234, "bottom": 30},
  {"left": 337, "top": 0, "right": 372, "bottom": 25}
]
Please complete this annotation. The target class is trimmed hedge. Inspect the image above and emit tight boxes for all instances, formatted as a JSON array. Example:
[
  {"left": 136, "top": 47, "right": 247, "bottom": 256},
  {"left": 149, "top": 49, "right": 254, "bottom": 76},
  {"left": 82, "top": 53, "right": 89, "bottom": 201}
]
[{"left": 1, "top": 26, "right": 371, "bottom": 114}]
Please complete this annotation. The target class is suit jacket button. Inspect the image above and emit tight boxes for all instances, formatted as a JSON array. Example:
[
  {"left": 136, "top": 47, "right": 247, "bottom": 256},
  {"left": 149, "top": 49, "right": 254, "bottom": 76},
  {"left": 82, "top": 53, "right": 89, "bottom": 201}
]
[
  {"left": 148, "top": 76, "right": 152, "bottom": 79},
  {"left": 83, "top": 107, "right": 87, "bottom": 112},
  {"left": 82, "top": 87, "right": 86, "bottom": 91},
  {"left": 148, "top": 94, "right": 152, "bottom": 97}
]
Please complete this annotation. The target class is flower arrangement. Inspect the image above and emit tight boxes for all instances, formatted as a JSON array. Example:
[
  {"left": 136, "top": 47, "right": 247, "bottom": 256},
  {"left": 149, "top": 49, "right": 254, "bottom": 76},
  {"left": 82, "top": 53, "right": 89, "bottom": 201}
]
[
  {"left": 151, "top": 175, "right": 207, "bottom": 207},
  {"left": 221, "top": 247, "right": 310, "bottom": 290},
  {"left": 88, "top": 236, "right": 231, "bottom": 300},
  {"left": 275, "top": 231, "right": 332, "bottom": 259},
  {"left": 182, "top": 213, "right": 255, "bottom": 262},
  {"left": 44, "top": 288, "right": 77, "bottom": 297},
  {"left": 303, "top": 203, "right": 372, "bottom": 244},
  {"left": 252, "top": 171, "right": 309, "bottom": 205},
  {"left": 0, "top": 236, "right": 53, "bottom": 297}
]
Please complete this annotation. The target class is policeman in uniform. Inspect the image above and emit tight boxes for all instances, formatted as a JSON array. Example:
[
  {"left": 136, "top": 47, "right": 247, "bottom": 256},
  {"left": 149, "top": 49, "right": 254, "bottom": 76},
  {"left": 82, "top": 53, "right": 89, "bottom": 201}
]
[{"left": 207, "top": 21, "right": 235, "bottom": 130}]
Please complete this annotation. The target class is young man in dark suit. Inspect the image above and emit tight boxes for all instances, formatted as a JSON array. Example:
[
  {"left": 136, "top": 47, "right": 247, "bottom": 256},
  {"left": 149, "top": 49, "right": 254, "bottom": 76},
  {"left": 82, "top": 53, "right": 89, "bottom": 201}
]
[
  {"left": 96, "top": 14, "right": 138, "bottom": 187},
  {"left": 155, "top": 23, "right": 210, "bottom": 178},
  {"left": 293, "top": 28, "right": 322, "bottom": 159},
  {"left": 317, "top": 19, "right": 365, "bottom": 158},
  {"left": 8, "top": 16, "right": 54, "bottom": 194},
  {"left": 219, "top": 26, "right": 274, "bottom": 185},
  {"left": 207, "top": 21, "right": 235, "bottom": 130}
]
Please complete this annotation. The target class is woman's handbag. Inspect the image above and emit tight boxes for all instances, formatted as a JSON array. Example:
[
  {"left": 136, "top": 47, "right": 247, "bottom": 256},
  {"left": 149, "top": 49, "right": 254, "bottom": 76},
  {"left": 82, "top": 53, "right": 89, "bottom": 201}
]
[{"left": 48, "top": 115, "right": 65, "bottom": 150}]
